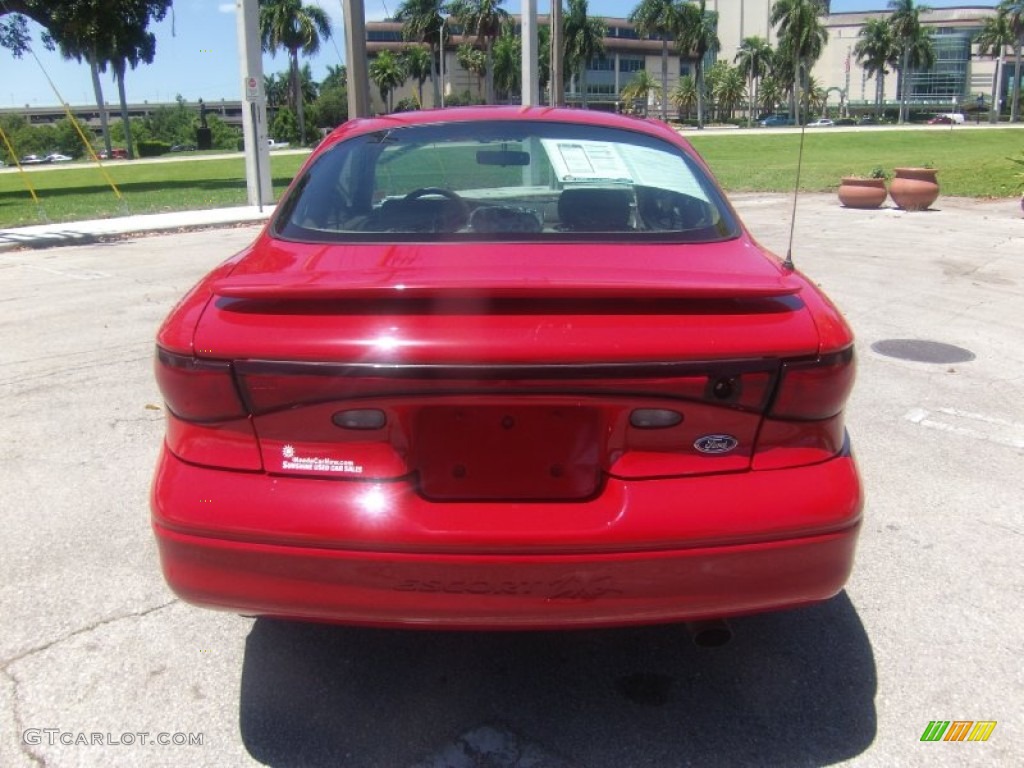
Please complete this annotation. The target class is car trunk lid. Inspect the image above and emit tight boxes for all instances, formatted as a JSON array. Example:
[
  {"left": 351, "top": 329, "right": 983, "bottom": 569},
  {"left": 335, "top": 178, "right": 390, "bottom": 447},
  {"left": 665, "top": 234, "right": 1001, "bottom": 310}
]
[{"left": 193, "top": 239, "right": 820, "bottom": 497}]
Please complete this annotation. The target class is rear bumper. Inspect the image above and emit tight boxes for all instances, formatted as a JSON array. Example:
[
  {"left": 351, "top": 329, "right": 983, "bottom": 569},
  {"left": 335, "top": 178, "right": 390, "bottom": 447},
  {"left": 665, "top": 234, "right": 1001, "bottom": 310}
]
[{"left": 152, "top": 446, "right": 862, "bottom": 629}]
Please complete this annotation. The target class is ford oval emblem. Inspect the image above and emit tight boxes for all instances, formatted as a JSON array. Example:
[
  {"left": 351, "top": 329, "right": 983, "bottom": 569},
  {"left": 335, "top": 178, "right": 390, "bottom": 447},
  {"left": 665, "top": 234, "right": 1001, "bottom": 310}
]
[{"left": 694, "top": 434, "right": 739, "bottom": 455}]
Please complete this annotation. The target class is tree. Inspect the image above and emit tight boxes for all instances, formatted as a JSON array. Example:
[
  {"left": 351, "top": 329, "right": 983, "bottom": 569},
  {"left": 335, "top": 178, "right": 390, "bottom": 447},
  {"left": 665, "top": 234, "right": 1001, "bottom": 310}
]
[
  {"left": 854, "top": 18, "right": 897, "bottom": 119},
  {"left": 49, "top": 26, "right": 114, "bottom": 157},
  {"left": 394, "top": 0, "right": 445, "bottom": 108},
  {"left": 321, "top": 64, "right": 347, "bottom": 91},
  {"left": 629, "top": 0, "right": 680, "bottom": 121},
  {"left": 2, "top": 2, "right": 171, "bottom": 159},
  {"left": 297, "top": 62, "right": 319, "bottom": 104},
  {"left": 669, "top": 74, "right": 698, "bottom": 119},
  {"left": 492, "top": 22, "right": 522, "bottom": 101},
  {"left": 758, "top": 71, "right": 785, "bottom": 115},
  {"left": 998, "top": 0, "right": 1024, "bottom": 122},
  {"left": 804, "top": 74, "right": 827, "bottom": 115},
  {"left": 315, "top": 83, "right": 348, "bottom": 127},
  {"left": 447, "top": 0, "right": 510, "bottom": 105},
  {"left": 457, "top": 42, "right": 487, "bottom": 99},
  {"left": 735, "top": 35, "right": 772, "bottom": 126},
  {"left": 271, "top": 105, "right": 299, "bottom": 144},
  {"left": 370, "top": 50, "right": 407, "bottom": 112},
  {"left": 676, "top": 0, "right": 720, "bottom": 129},
  {"left": 976, "top": 9, "right": 1015, "bottom": 123},
  {"left": 621, "top": 70, "right": 663, "bottom": 116},
  {"left": 264, "top": 73, "right": 288, "bottom": 108},
  {"left": 52, "top": 115, "right": 91, "bottom": 156},
  {"left": 402, "top": 45, "right": 433, "bottom": 108},
  {"left": 259, "top": 0, "right": 332, "bottom": 146},
  {"left": 708, "top": 60, "right": 746, "bottom": 120},
  {"left": 888, "top": 0, "right": 932, "bottom": 124},
  {"left": 771, "top": 0, "right": 828, "bottom": 125},
  {"left": 563, "top": 0, "right": 606, "bottom": 107}
]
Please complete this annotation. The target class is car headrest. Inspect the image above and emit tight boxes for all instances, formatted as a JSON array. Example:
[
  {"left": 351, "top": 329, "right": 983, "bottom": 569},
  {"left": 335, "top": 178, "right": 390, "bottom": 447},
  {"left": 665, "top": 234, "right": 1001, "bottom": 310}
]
[{"left": 557, "top": 188, "right": 632, "bottom": 231}]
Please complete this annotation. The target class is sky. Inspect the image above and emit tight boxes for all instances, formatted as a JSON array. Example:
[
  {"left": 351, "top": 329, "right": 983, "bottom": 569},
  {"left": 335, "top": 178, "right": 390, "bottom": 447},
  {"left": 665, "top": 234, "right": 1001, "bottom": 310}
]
[{"left": 1, "top": 0, "right": 998, "bottom": 108}]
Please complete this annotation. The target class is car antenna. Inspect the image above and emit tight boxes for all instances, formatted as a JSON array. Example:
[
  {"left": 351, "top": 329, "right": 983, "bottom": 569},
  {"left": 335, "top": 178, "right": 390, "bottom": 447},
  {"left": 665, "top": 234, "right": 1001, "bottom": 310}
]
[{"left": 783, "top": 117, "right": 808, "bottom": 272}]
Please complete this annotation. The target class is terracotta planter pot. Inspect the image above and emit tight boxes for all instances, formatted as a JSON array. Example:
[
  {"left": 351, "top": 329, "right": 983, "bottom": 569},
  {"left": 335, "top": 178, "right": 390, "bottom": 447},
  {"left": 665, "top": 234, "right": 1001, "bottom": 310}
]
[
  {"left": 890, "top": 167, "right": 940, "bottom": 212},
  {"left": 838, "top": 177, "right": 887, "bottom": 209}
]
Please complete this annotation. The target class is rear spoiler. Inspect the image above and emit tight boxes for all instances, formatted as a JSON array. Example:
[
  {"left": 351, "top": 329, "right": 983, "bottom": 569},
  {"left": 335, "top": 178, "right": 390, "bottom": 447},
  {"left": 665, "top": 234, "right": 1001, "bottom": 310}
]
[{"left": 212, "top": 273, "right": 802, "bottom": 301}]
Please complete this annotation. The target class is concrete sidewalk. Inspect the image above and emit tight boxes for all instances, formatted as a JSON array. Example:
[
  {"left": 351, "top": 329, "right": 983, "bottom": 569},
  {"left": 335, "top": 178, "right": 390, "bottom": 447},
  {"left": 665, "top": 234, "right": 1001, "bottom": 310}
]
[{"left": 0, "top": 204, "right": 274, "bottom": 252}]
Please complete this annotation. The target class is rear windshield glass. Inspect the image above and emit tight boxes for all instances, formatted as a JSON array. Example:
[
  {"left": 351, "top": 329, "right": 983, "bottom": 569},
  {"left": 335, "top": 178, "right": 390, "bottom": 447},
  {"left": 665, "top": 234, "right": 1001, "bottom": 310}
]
[{"left": 274, "top": 120, "right": 739, "bottom": 243}]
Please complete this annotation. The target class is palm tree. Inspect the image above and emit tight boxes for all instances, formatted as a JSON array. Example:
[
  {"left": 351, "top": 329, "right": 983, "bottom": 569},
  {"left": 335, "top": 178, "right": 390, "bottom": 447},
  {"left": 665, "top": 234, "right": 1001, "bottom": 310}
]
[
  {"left": 298, "top": 62, "right": 319, "bottom": 103},
  {"left": 457, "top": 42, "right": 487, "bottom": 100},
  {"left": 447, "top": 0, "right": 510, "bottom": 105},
  {"left": 402, "top": 45, "right": 432, "bottom": 108},
  {"left": 804, "top": 74, "right": 827, "bottom": 115},
  {"left": 370, "top": 51, "right": 407, "bottom": 113},
  {"left": 563, "top": 0, "right": 607, "bottom": 107},
  {"left": 709, "top": 61, "right": 746, "bottom": 120},
  {"left": 770, "top": 0, "right": 828, "bottom": 126},
  {"left": 854, "top": 18, "right": 897, "bottom": 120},
  {"left": 676, "top": 0, "right": 720, "bottom": 129},
  {"left": 259, "top": 0, "right": 332, "bottom": 145},
  {"left": 734, "top": 35, "right": 772, "bottom": 126},
  {"left": 628, "top": 0, "right": 680, "bottom": 121},
  {"left": 492, "top": 22, "right": 522, "bottom": 101},
  {"left": 976, "top": 11, "right": 1013, "bottom": 123},
  {"left": 394, "top": 0, "right": 445, "bottom": 108},
  {"left": 264, "top": 73, "right": 288, "bottom": 108},
  {"left": 999, "top": 0, "right": 1024, "bottom": 122},
  {"left": 888, "top": 0, "right": 931, "bottom": 124},
  {"left": 321, "top": 64, "right": 347, "bottom": 91},
  {"left": 669, "top": 74, "right": 698, "bottom": 120},
  {"left": 621, "top": 70, "right": 663, "bottom": 116},
  {"left": 976, "top": 10, "right": 1014, "bottom": 123},
  {"left": 758, "top": 71, "right": 785, "bottom": 115}
]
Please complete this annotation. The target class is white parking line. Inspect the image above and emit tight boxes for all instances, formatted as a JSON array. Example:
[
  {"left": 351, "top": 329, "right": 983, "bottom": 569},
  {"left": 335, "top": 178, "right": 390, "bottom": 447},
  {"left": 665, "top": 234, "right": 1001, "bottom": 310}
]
[{"left": 904, "top": 407, "right": 1024, "bottom": 449}]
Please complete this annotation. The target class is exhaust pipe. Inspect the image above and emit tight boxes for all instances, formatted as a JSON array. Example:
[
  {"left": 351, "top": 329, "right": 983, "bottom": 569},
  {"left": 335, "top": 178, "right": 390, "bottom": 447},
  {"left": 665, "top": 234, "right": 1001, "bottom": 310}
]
[{"left": 685, "top": 619, "right": 732, "bottom": 648}]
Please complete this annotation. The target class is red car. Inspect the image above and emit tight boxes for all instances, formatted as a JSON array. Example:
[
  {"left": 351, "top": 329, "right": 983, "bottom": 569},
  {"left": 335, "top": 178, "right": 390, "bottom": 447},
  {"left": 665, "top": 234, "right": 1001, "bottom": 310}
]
[{"left": 152, "top": 107, "right": 861, "bottom": 634}]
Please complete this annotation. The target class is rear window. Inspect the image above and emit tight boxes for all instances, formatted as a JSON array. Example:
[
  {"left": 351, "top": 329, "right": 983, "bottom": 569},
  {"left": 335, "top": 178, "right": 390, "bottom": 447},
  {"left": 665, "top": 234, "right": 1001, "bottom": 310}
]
[{"left": 274, "top": 119, "right": 739, "bottom": 243}]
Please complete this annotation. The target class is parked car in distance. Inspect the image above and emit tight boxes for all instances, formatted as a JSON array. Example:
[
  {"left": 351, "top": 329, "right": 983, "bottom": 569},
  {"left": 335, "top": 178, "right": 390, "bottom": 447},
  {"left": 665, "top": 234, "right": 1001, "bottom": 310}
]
[
  {"left": 20, "top": 154, "right": 47, "bottom": 164},
  {"left": 267, "top": 138, "right": 290, "bottom": 150},
  {"left": 152, "top": 107, "right": 862, "bottom": 634},
  {"left": 926, "top": 113, "right": 965, "bottom": 125},
  {"left": 45, "top": 153, "right": 73, "bottom": 162},
  {"left": 758, "top": 115, "right": 794, "bottom": 127},
  {"left": 170, "top": 144, "right": 197, "bottom": 152},
  {"left": 856, "top": 116, "right": 879, "bottom": 126},
  {"left": 807, "top": 118, "right": 835, "bottom": 127}
]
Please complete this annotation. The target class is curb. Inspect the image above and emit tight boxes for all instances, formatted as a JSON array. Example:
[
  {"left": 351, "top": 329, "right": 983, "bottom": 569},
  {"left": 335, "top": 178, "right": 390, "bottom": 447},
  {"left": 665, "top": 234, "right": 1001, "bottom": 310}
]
[{"left": 0, "top": 205, "right": 275, "bottom": 253}]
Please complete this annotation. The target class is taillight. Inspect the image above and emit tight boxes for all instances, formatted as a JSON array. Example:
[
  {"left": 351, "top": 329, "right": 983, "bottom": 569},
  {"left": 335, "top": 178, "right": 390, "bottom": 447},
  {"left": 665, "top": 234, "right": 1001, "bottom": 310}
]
[
  {"left": 769, "top": 347, "right": 856, "bottom": 421},
  {"left": 155, "top": 348, "right": 261, "bottom": 471},
  {"left": 155, "top": 348, "right": 246, "bottom": 422},
  {"left": 753, "top": 347, "right": 855, "bottom": 470}
]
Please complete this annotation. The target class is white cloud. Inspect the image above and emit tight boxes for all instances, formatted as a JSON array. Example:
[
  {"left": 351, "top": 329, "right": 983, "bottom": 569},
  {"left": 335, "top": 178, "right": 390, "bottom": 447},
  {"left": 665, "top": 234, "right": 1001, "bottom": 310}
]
[{"left": 217, "top": 3, "right": 235, "bottom": 13}]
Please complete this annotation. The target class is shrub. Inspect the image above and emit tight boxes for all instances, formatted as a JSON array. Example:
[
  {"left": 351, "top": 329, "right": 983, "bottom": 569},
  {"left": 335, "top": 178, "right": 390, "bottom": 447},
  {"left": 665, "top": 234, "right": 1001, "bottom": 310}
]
[{"left": 137, "top": 140, "right": 171, "bottom": 157}]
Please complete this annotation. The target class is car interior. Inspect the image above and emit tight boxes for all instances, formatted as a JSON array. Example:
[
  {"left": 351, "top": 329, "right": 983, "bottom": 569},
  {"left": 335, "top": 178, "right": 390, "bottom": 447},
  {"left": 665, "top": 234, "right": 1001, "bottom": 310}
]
[{"left": 277, "top": 122, "right": 735, "bottom": 241}]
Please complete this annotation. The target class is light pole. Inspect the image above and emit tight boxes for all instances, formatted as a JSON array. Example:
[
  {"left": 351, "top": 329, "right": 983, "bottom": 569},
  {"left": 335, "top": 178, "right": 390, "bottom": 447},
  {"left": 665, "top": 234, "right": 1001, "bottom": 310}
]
[
  {"left": 439, "top": 19, "right": 447, "bottom": 109},
  {"left": 342, "top": 0, "right": 371, "bottom": 118}
]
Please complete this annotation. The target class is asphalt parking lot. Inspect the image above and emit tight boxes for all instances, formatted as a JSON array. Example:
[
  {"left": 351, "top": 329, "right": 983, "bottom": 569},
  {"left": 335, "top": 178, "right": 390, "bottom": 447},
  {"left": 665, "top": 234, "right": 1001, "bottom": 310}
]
[{"left": 1, "top": 194, "right": 1021, "bottom": 767}]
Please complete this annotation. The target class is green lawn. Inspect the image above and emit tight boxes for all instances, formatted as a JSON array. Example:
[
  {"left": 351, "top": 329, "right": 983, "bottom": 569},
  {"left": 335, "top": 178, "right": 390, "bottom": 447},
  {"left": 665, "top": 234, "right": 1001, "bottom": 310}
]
[
  {"left": 1, "top": 129, "right": 1021, "bottom": 229},
  {"left": 0, "top": 154, "right": 309, "bottom": 229},
  {"left": 689, "top": 128, "right": 1023, "bottom": 199}
]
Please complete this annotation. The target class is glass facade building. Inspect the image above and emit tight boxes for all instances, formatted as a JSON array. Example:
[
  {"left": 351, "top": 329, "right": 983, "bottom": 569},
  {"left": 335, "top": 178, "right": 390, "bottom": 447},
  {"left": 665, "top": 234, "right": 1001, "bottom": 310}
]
[{"left": 904, "top": 28, "right": 972, "bottom": 103}]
